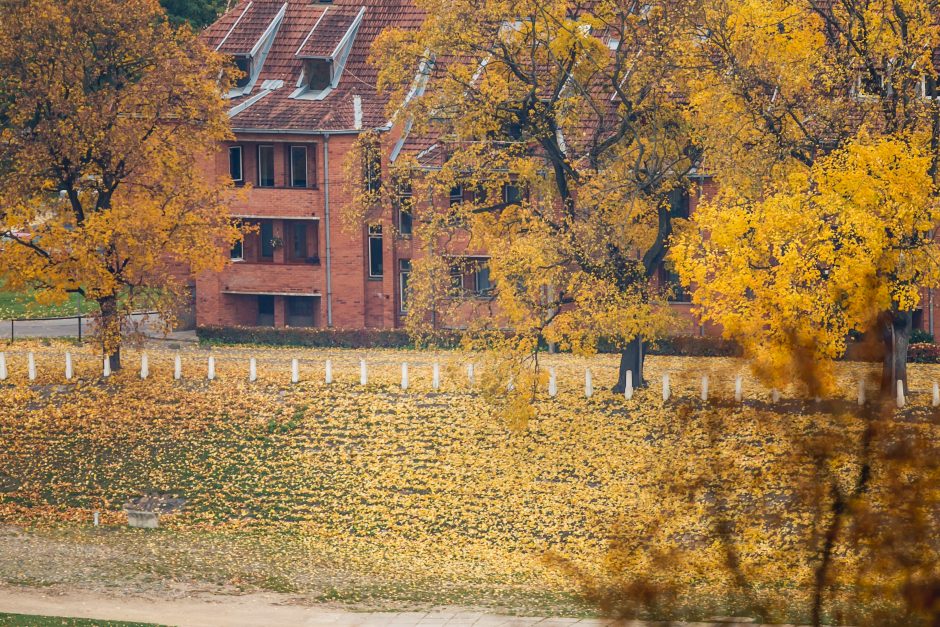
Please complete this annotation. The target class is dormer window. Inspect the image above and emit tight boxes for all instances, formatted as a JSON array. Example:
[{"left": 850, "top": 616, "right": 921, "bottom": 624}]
[
  {"left": 305, "top": 59, "right": 332, "bottom": 92},
  {"left": 233, "top": 55, "right": 252, "bottom": 88}
]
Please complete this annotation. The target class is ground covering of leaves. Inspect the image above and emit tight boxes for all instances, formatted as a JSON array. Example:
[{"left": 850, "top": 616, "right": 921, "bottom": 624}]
[{"left": 0, "top": 343, "right": 937, "bottom": 621}]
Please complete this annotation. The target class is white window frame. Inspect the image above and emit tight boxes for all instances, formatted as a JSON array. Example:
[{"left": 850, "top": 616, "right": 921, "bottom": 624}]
[
  {"left": 368, "top": 225, "right": 383, "bottom": 278},
  {"left": 258, "top": 144, "right": 275, "bottom": 188},
  {"left": 230, "top": 237, "right": 244, "bottom": 262},
  {"left": 474, "top": 264, "right": 492, "bottom": 295},
  {"left": 290, "top": 145, "right": 308, "bottom": 188},
  {"left": 922, "top": 75, "right": 939, "bottom": 100},
  {"left": 399, "top": 259, "right": 411, "bottom": 313},
  {"left": 229, "top": 146, "right": 243, "bottom": 183}
]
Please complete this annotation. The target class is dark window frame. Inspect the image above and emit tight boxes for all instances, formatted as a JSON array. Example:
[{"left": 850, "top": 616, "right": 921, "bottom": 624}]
[
  {"left": 368, "top": 224, "right": 383, "bottom": 278},
  {"left": 290, "top": 145, "right": 308, "bottom": 188},
  {"left": 229, "top": 146, "right": 243, "bottom": 183},
  {"left": 399, "top": 259, "right": 411, "bottom": 313},
  {"left": 257, "top": 145, "right": 275, "bottom": 188}
]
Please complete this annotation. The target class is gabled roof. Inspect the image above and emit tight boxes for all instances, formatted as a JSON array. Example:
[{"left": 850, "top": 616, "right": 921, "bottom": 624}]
[{"left": 202, "top": 0, "right": 424, "bottom": 133}]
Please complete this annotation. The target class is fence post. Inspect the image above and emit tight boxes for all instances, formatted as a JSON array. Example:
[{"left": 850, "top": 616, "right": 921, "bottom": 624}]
[
  {"left": 291, "top": 358, "right": 299, "bottom": 384},
  {"left": 701, "top": 375, "right": 709, "bottom": 402},
  {"left": 432, "top": 362, "right": 440, "bottom": 390},
  {"left": 0, "top": 352, "right": 6, "bottom": 381},
  {"left": 249, "top": 358, "right": 257, "bottom": 382},
  {"left": 624, "top": 370, "right": 633, "bottom": 400},
  {"left": 325, "top": 359, "right": 333, "bottom": 384},
  {"left": 78, "top": 315, "right": 82, "bottom": 342},
  {"left": 548, "top": 367, "right": 557, "bottom": 397},
  {"left": 174, "top": 354, "right": 182, "bottom": 380},
  {"left": 27, "top": 352, "right": 36, "bottom": 381},
  {"left": 65, "top": 352, "right": 73, "bottom": 381},
  {"left": 584, "top": 368, "right": 593, "bottom": 398},
  {"left": 662, "top": 373, "right": 671, "bottom": 402},
  {"left": 401, "top": 362, "right": 409, "bottom": 390}
]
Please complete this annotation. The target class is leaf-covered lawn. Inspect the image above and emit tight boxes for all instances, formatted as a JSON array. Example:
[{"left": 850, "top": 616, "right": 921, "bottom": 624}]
[
  {"left": 0, "top": 614, "right": 161, "bottom": 627},
  {"left": 0, "top": 344, "right": 937, "bottom": 622}
]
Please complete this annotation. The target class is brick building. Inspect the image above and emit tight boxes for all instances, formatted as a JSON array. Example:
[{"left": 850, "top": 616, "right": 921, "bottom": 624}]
[
  {"left": 196, "top": 0, "right": 423, "bottom": 330},
  {"left": 197, "top": 0, "right": 940, "bottom": 339}
]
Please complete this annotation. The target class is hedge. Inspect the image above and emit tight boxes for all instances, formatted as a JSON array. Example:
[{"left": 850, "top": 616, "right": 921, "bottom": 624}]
[
  {"left": 198, "top": 325, "right": 743, "bottom": 357},
  {"left": 909, "top": 342, "right": 940, "bottom": 364}
]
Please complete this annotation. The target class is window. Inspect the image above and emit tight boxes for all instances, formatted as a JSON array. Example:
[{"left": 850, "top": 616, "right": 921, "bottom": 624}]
[
  {"left": 229, "top": 146, "right": 243, "bottom": 183},
  {"left": 449, "top": 185, "right": 463, "bottom": 206},
  {"left": 923, "top": 76, "right": 939, "bottom": 99},
  {"left": 233, "top": 55, "right": 252, "bottom": 88},
  {"left": 399, "top": 259, "right": 411, "bottom": 313},
  {"left": 363, "top": 141, "right": 381, "bottom": 193},
  {"left": 660, "top": 261, "right": 689, "bottom": 303},
  {"left": 260, "top": 220, "right": 275, "bottom": 260},
  {"left": 857, "top": 70, "right": 884, "bottom": 98},
  {"left": 502, "top": 183, "right": 521, "bottom": 205},
  {"left": 305, "top": 59, "right": 332, "bottom": 91},
  {"left": 474, "top": 263, "right": 492, "bottom": 295},
  {"left": 258, "top": 145, "right": 275, "bottom": 187},
  {"left": 230, "top": 237, "right": 244, "bottom": 261},
  {"left": 368, "top": 225, "right": 383, "bottom": 278},
  {"left": 396, "top": 183, "right": 413, "bottom": 236},
  {"left": 286, "top": 221, "right": 318, "bottom": 263},
  {"left": 450, "top": 265, "right": 464, "bottom": 293},
  {"left": 668, "top": 187, "right": 690, "bottom": 219},
  {"left": 257, "top": 295, "right": 275, "bottom": 327},
  {"left": 286, "top": 296, "right": 316, "bottom": 327},
  {"left": 290, "top": 146, "right": 307, "bottom": 188}
]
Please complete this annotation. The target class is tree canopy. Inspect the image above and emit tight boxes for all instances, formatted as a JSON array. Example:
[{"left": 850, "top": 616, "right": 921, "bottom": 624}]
[
  {"left": 160, "top": 0, "right": 228, "bottom": 29},
  {"left": 0, "top": 0, "right": 240, "bottom": 367}
]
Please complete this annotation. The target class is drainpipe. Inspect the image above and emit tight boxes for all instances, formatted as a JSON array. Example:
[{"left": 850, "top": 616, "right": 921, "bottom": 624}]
[
  {"left": 930, "top": 288, "right": 935, "bottom": 339},
  {"left": 323, "top": 136, "right": 333, "bottom": 327}
]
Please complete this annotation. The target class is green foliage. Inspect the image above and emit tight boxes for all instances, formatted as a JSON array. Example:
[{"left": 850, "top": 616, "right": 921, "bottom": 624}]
[
  {"left": 160, "top": 0, "right": 227, "bottom": 29},
  {"left": 0, "top": 614, "right": 163, "bottom": 627},
  {"left": 911, "top": 329, "right": 935, "bottom": 345}
]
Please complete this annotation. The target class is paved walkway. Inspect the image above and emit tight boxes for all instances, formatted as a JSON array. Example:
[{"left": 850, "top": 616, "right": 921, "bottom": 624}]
[
  {"left": 0, "top": 586, "right": 768, "bottom": 627},
  {"left": 0, "top": 313, "right": 197, "bottom": 342}
]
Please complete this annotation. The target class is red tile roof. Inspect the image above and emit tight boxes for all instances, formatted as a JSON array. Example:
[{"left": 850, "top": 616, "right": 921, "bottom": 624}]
[
  {"left": 202, "top": 0, "right": 425, "bottom": 132},
  {"left": 295, "top": 7, "right": 360, "bottom": 58}
]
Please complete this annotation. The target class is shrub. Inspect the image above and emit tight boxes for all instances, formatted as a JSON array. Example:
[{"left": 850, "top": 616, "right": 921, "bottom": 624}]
[
  {"left": 197, "top": 325, "right": 462, "bottom": 349},
  {"left": 596, "top": 335, "right": 742, "bottom": 357},
  {"left": 911, "top": 328, "right": 935, "bottom": 344},
  {"left": 908, "top": 342, "right": 940, "bottom": 364}
]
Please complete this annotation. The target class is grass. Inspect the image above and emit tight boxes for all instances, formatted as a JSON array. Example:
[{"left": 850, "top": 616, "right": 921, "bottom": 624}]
[
  {"left": 0, "top": 614, "right": 163, "bottom": 626},
  {"left": 0, "top": 344, "right": 937, "bottom": 623},
  {"left": 0, "top": 281, "right": 94, "bottom": 319}
]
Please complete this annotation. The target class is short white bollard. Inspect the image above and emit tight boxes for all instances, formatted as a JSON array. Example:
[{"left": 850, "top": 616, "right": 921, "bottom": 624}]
[
  {"left": 734, "top": 375, "right": 743, "bottom": 402},
  {"left": 896, "top": 379, "right": 905, "bottom": 408},
  {"left": 771, "top": 388, "right": 780, "bottom": 403},
  {"left": 933, "top": 382, "right": 939, "bottom": 408},
  {"left": 857, "top": 379, "right": 865, "bottom": 406},
  {"left": 249, "top": 358, "right": 257, "bottom": 382},
  {"left": 174, "top": 354, "right": 182, "bottom": 380},
  {"left": 401, "top": 362, "right": 409, "bottom": 390},
  {"left": 65, "top": 352, "right": 73, "bottom": 381},
  {"left": 624, "top": 370, "right": 633, "bottom": 400},
  {"left": 207, "top": 356, "right": 216, "bottom": 381},
  {"left": 467, "top": 363, "right": 475, "bottom": 385},
  {"left": 662, "top": 373, "right": 670, "bottom": 402},
  {"left": 432, "top": 362, "right": 441, "bottom": 390},
  {"left": 103, "top": 356, "right": 111, "bottom": 378},
  {"left": 701, "top": 374, "right": 709, "bottom": 402},
  {"left": 93, "top": 511, "right": 99, "bottom": 527},
  {"left": 548, "top": 367, "right": 557, "bottom": 397},
  {"left": 325, "top": 359, "right": 333, "bottom": 384},
  {"left": 140, "top": 353, "right": 149, "bottom": 380},
  {"left": 507, "top": 377, "right": 515, "bottom": 392},
  {"left": 360, "top": 359, "right": 368, "bottom": 385},
  {"left": 0, "top": 352, "right": 6, "bottom": 381},
  {"left": 27, "top": 352, "right": 36, "bottom": 381},
  {"left": 291, "top": 358, "right": 300, "bottom": 384},
  {"left": 584, "top": 368, "right": 593, "bottom": 398}
]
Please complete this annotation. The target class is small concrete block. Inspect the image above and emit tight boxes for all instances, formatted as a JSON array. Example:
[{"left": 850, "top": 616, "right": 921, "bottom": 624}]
[{"left": 126, "top": 510, "right": 159, "bottom": 529}]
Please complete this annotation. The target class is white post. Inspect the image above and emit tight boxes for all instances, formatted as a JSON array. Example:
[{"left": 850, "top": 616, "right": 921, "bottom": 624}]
[
  {"left": 360, "top": 359, "right": 367, "bottom": 385},
  {"left": 140, "top": 353, "right": 149, "bottom": 380},
  {"left": 207, "top": 356, "right": 216, "bottom": 381},
  {"left": 896, "top": 379, "right": 905, "bottom": 408},
  {"left": 174, "top": 354, "right": 182, "bottom": 380},
  {"left": 771, "top": 388, "right": 780, "bottom": 403},
  {"left": 548, "top": 367, "right": 557, "bottom": 397},
  {"left": 103, "top": 356, "right": 111, "bottom": 378},
  {"left": 662, "top": 373, "right": 670, "bottom": 401},
  {"left": 65, "top": 352, "right": 73, "bottom": 381},
  {"left": 291, "top": 358, "right": 300, "bottom": 384},
  {"left": 27, "top": 352, "right": 36, "bottom": 381},
  {"left": 401, "top": 362, "right": 409, "bottom": 390},
  {"left": 701, "top": 374, "right": 709, "bottom": 402},
  {"left": 325, "top": 359, "right": 333, "bottom": 384},
  {"left": 249, "top": 358, "right": 257, "bottom": 382},
  {"left": 933, "top": 382, "right": 939, "bottom": 408},
  {"left": 734, "top": 375, "right": 743, "bottom": 402},
  {"left": 584, "top": 368, "right": 593, "bottom": 398},
  {"left": 432, "top": 362, "right": 441, "bottom": 390},
  {"left": 467, "top": 363, "right": 474, "bottom": 385},
  {"left": 93, "top": 511, "right": 99, "bottom": 527},
  {"left": 507, "top": 377, "right": 515, "bottom": 392},
  {"left": 0, "top": 352, "right": 7, "bottom": 381},
  {"left": 857, "top": 379, "right": 865, "bottom": 406},
  {"left": 624, "top": 370, "right": 633, "bottom": 400}
]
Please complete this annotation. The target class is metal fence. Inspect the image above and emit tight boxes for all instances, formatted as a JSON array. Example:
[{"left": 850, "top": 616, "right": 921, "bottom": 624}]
[{"left": 3, "top": 311, "right": 160, "bottom": 341}]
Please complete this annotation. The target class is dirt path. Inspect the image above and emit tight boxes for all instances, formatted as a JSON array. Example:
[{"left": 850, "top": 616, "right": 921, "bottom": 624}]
[{"left": 0, "top": 584, "right": 637, "bottom": 627}]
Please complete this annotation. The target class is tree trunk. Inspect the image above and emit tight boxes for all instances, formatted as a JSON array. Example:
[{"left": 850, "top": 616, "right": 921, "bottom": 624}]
[
  {"left": 879, "top": 309, "right": 911, "bottom": 396},
  {"left": 613, "top": 335, "right": 645, "bottom": 393},
  {"left": 98, "top": 294, "right": 122, "bottom": 371}
]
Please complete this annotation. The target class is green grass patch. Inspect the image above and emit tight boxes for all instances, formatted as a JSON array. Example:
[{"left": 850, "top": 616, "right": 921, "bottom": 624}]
[{"left": 0, "top": 613, "right": 163, "bottom": 626}]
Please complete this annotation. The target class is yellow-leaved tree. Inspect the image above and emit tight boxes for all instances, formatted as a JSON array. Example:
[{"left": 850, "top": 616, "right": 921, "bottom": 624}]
[
  {"left": 350, "top": 0, "right": 697, "bottom": 410},
  {"left": 672, "top": 0, "right": 940, "bottom": 394},
  {"left": 0, "top": 0, "right": 240, "bottom": 369}
]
